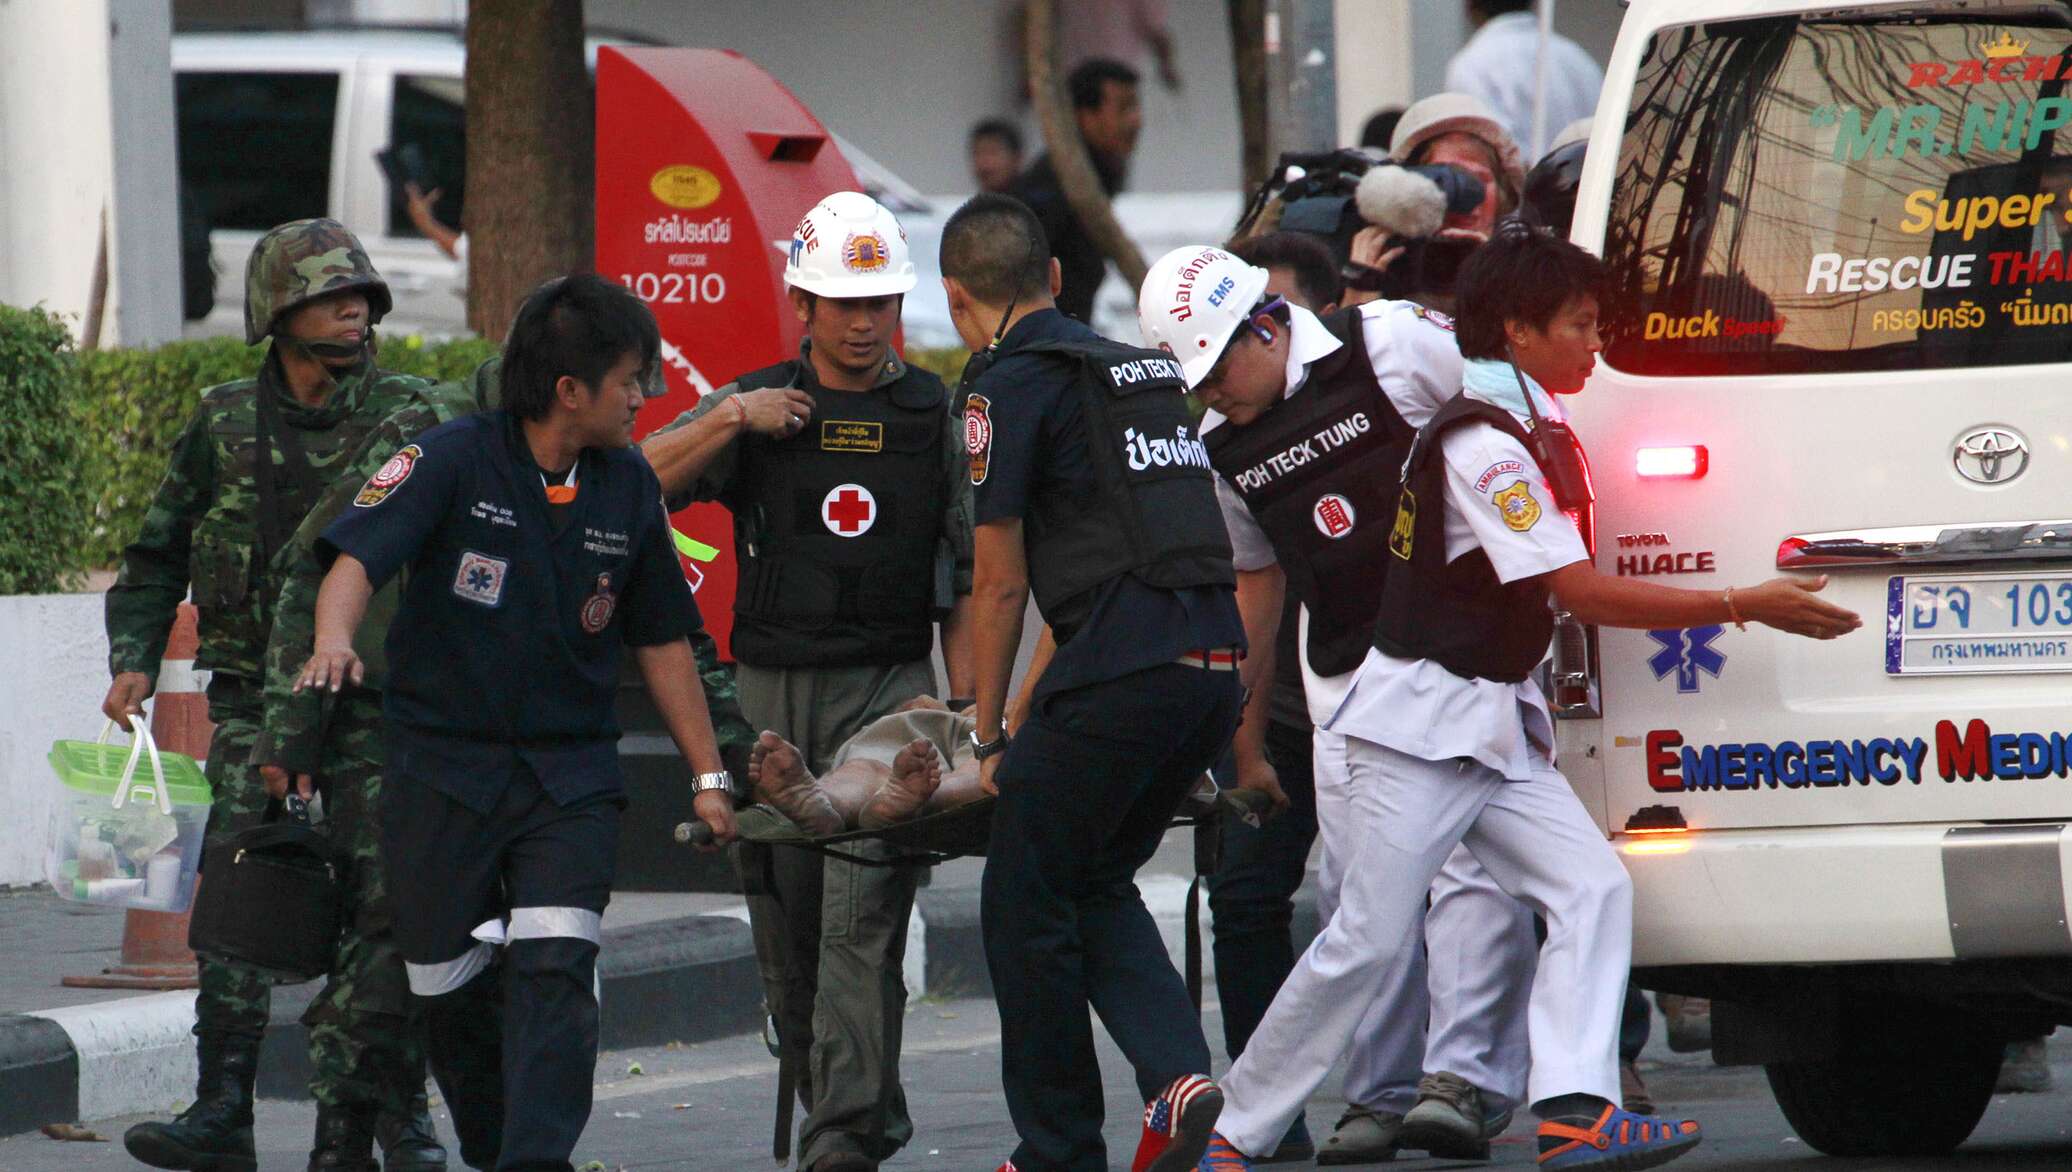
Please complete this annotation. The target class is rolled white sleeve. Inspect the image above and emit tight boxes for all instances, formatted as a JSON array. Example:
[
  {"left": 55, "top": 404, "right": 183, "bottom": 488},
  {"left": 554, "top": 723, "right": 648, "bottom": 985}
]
[
  {"left": 1440, "top": 425, "right": 1589, "bottom": 583},
  {"left": 1215, "top": 474, "right": 1278, "bottom": 572},
  {"left": 1361, "top": 300, "right": 1463, "bottom": 430}
]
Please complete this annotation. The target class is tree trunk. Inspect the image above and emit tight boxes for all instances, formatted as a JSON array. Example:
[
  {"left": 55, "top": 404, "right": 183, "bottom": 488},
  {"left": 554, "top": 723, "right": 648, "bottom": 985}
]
[
  {"left": 1228, "top": 0, "right": 1271, "bottom": 192},
  {"left": 1025, "top": 0, "right": 1148, "bottom": 294},
  {"left": 464, "top": 0, "right": 593, "bottom": 341}
]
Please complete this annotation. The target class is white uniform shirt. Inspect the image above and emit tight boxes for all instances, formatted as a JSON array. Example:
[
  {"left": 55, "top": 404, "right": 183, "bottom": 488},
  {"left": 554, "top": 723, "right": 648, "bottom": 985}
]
[
  {"left": 1323, "top": 389, "right": 1590, "bottom": 781},
  {"left": 1204, "top": 300, "right": 1465, "bottom": 726},
  {"left": 1444, "top": 11, "right": 1605, "bottom": 160}
]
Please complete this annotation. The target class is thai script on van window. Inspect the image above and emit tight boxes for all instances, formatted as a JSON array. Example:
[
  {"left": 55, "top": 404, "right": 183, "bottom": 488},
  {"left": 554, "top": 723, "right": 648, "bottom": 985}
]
[
  {"left": 1644, "top": 719, "right": 2072, "bottom": 793},
  {"left": 1810, "top": 99, "right": 2072, "bottom": 162}
]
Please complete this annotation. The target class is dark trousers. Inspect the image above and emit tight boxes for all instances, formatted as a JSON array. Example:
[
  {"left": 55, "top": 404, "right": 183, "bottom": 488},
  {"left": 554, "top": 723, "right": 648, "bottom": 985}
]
[
  {"left": 1207, "top": 718, "right": 1319, "bottom": 1146},
  {"left": 984, "top": 663, "right": 1243, "bottom": 1172},
  {"left": 384, "top": 770, "right": 620, "bottom": 1172}
]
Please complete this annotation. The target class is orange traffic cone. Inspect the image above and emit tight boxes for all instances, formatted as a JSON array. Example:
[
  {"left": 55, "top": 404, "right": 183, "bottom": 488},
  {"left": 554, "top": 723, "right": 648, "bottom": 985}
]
[{"left": 63, "top": 604, "right": 212, "bottom": 991}]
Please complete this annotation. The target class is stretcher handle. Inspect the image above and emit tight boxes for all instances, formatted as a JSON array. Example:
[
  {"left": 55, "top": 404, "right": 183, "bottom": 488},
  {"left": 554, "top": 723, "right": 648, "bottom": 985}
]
[
  {"left": 673, "top": 821, "right": 716, "bottom": 847},
  {"left": 98, "top": 717, "right": 174, "bottom": 817}
]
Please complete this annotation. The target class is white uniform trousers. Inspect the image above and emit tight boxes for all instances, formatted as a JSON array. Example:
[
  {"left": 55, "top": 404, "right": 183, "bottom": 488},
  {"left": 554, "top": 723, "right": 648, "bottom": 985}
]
[
  {"left": 1308, "top": 730, "right": 1536, "bottom": 1116},
  {"left": 1216, "top": 735, "right": 1629, "bottom": 1156}
]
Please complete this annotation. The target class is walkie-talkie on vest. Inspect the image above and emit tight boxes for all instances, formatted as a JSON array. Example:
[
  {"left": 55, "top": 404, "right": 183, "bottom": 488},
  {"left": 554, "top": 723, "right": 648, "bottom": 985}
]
[{"left": 1506, "top": 344, "right": 1598, "bottom": 714}]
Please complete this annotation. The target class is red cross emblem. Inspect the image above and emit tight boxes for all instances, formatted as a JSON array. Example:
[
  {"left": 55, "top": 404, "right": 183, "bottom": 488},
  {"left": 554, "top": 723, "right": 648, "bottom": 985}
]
[{"left": 822, "top": 483, "right": 877, "bottom": 537}]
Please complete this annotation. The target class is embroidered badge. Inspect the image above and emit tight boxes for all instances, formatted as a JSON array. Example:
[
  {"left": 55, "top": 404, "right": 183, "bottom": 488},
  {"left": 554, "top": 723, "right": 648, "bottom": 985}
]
[
  {"left": 821, "top": 420, "right": 884, "bottom": 453},
  {"left": 452, "top": 550, "right": 509, "bottom": 607},
  {"left": 1313, "top": 493, "right": 1356, "bottom": 539},
  {"left": 353, "top": 444, "right": 422, "bottom": 508},
  {"left": 1474, "top": 460, "right": 1525, "bottom": 493},
  {"left": 1411, "top": 304, "right": 1456, "bottom": 332},
  {"left": 965, "top": 393, "right": 993, "bottom": 486},
  {"left": 579, "top": 573, "right": 617, "bottom": 634},
  {"left": 822, "top": 483, "right": 877, "bottom": 537},
  {"left": 1494, "top": 480, "right": 1542, "bottom": 532},
  {"left": 842, "top": 231, "right": 890, "bottom": 273},
  {"left": 1389, "top": 489, "right": 1417, "bottom": 560}
]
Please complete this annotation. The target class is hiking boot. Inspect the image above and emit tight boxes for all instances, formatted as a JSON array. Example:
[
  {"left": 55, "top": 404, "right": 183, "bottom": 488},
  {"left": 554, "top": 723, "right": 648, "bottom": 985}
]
[
  {"left": 123, "top": 1034, "right": 260, "bottom": 1172},
  {"left": 1402, "top": 1071, "right": 1508, "bottom": 1160},
  {"left": 307, "top": 1104, "right": 380, "bottom": 1172},
  {"left": 1316, "top": 1106, "right": 1403, "bottom": 1165},
  {"left": 376, "top": 1088, "right": 449, "bottom": 1171}
]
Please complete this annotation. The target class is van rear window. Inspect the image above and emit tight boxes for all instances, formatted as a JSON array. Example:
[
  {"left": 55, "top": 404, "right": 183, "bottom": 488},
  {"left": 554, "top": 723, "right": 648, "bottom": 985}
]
[{"left": 1604, "top": 6, "right": 2072, "bottom": 377}]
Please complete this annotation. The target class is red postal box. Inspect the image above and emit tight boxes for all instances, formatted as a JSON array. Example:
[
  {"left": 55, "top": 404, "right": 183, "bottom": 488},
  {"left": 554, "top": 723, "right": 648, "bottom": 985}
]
[{"left": 596, "top": 47, "right": 866, "bottom": 659}]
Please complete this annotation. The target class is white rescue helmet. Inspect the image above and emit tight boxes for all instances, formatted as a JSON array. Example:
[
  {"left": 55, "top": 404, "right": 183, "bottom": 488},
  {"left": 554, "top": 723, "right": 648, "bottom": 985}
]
[
  {"left": 1136, "top": 245, "right": 1272, "bottom": 389},
  {"left": 783, "top": 191, "right": 917, "bottom": 298}
]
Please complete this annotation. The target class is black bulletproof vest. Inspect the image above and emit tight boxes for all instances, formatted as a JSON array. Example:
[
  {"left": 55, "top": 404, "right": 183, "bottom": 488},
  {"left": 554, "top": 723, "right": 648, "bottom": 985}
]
[
  {"left": 1204, "top": 308, "right": 1415, "bottom": 677},
  {"left": 727, "top": 359, "right": 948, "bottom": 668},
  {"left": 1373, "top": 394, "right": 1565, "bottom": 683},
  {"left": 1018, "top": 339, "right": 1235, "bottom": 631}
]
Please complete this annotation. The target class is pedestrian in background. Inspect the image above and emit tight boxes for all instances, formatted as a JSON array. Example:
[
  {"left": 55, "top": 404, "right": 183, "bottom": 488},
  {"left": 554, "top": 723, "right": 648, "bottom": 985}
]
[
  {"left": 106, "top": 219, "right": 447, "bottom": 1172},
  {"left": 1446, "top": 0, "right": 1604, "bottom": 159},
  {"left": 970, "top": 119, "right": 1025, "bottom": 195},
  {"left": 1014, "top": 58, "right": 1143, "bottom": 322}
]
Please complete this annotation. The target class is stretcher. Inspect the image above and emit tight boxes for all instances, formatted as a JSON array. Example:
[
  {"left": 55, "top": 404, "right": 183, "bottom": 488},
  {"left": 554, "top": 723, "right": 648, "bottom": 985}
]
[{"left": 676, "top": 785, "right": 1276, "bottom": 1163}]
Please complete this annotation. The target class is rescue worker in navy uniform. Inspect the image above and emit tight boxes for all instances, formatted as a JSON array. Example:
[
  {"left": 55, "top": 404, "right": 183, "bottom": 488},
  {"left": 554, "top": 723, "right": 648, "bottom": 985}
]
[
  {"left": 642, "top": 191, "right": 973, "bottom": 1172},
  {"left": 1192, "top": 225, "right": 1861, "bottom": 1172},
  {"left": 939, "top": 193, "right": 1244, "bottom": 1172},
  {"left": 298, "top": 275, "right": 741, "bottom": 1172},
  {"left": 1140, "top": 242, "right": 1539, "bottom": 1166}
]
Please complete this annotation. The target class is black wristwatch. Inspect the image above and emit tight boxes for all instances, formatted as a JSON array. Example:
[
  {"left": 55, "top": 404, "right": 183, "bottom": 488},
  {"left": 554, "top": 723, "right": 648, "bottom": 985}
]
[{"left": 969, "top": 722, "right": 1010, "bottom": 761}]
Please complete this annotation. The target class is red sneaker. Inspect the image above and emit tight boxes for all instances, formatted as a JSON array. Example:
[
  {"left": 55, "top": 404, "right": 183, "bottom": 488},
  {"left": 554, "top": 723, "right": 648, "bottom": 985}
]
[{"left": 1133, "top": 1074, "right": 1224, "bottom": 1172}]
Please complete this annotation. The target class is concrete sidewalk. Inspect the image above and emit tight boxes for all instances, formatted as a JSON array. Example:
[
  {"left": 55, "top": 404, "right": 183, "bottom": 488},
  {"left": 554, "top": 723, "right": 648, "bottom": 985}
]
[{"left": 0, "top": 825, "right": 1276, "bottom": 1137}]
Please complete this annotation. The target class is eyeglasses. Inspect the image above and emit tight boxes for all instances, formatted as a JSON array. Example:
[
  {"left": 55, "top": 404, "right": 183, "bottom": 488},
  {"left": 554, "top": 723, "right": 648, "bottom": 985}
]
[{"left": 1197, "top": 295, "right": 1288, "bottom": 392}]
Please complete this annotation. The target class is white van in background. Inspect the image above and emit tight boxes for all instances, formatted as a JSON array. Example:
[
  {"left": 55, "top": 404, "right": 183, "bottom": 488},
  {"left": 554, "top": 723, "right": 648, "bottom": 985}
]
[{"left": 1561, "top": 0, "right": 2072, "bottom": 1157}]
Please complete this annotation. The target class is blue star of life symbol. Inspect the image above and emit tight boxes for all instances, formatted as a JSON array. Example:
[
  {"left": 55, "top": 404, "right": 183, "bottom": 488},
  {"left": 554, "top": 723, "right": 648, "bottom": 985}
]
[
  {"left": 1647, "top": 625, "right": 1726, "bottom": 694},
  {"left": 466, "top": 565, "right": 495, "bottom": 591}
]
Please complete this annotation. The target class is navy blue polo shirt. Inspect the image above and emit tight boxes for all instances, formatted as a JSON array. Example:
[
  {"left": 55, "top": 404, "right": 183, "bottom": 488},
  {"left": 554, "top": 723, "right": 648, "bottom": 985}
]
[
  {"left": 972, "top": 309, "right": 1245, "bottom": 698},
  {"left": 321, "top": 410, "right": 702, "bottom": 811}
]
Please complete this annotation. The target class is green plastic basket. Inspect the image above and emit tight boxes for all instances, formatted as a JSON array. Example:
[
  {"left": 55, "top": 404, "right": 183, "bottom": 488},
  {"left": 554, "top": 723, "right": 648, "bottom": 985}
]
[{"left": 49, "top": 721, "right": 210, "bottom": 809}]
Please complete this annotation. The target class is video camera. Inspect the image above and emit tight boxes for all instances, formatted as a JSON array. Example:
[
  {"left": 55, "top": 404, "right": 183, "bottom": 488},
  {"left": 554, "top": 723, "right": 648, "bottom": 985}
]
[{"left": 1233, "top": 148, "right": 1486, "bottom": 300}]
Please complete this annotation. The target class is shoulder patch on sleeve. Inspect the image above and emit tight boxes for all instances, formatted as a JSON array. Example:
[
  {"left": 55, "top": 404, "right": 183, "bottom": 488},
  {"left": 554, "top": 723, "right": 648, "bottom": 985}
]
[
  {"left": 1493, "top": 480, "right": 1542, "bottom": 532},
  {"left": 353, "top": 444, "right": 422, "bottom": 508},
  {"left": 1473, "top": 459, "right": 1525, "bottom": 493},
  {"left": 1410, "top": 303, "right": 1456, "bottom": 332},
  {"left": 965, "top": 393, "right": 992, "bottom": 486}
]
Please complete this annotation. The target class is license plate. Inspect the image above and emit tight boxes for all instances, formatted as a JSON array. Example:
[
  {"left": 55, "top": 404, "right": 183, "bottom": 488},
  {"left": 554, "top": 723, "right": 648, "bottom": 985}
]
[{"left": 1887, "top": 572, "right": 2072, "bottom": 674}]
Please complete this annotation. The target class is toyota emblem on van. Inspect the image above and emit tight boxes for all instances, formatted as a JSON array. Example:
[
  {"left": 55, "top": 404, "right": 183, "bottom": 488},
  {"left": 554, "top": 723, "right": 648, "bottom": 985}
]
[{"left": 1953, "top": 427, "right": 2028, "bottom": 485}]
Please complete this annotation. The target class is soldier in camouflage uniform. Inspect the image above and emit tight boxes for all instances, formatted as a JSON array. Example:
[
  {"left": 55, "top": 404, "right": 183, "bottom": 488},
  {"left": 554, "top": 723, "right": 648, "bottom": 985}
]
[
  {"left": 259, "top": 356, "right": 757, "bottom": 1169},
  {"left": 103, "top": 219, "right": 447, "bottom": 1172}
]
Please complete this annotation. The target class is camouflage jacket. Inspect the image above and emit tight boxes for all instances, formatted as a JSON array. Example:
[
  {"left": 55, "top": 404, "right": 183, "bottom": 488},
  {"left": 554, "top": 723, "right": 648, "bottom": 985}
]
[
  {"left": 105, "top": 354, "right": 435, "bottom": 686},
  {"left": 255, "top": 359, "right": 758, "bottom": 775}
]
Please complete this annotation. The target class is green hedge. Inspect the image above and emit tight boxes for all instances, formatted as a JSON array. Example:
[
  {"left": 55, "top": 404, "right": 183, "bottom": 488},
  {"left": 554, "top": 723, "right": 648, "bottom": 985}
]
[
  {"left": 57, "top": 331, "right": 498, "bottom": 577},
  {"left": 0, "top": 307, "right": 95, "bottom": 594}
]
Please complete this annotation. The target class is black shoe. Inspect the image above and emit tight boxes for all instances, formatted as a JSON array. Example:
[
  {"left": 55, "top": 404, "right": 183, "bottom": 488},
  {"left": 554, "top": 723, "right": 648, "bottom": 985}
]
[
  {"left": 123, "top": 1035, "right": 259, "bottom": 1172},
  {"left": 308, "top": 1104, "right": 381, "bottom": 1172},
  {"left": 376, "top": 1089, "right": 449, "bottom": 1172}
]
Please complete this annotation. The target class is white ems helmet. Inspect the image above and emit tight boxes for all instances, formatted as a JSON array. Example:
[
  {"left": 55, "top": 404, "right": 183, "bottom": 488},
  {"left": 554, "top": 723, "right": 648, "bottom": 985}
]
[
  {"left": 783, "top": 191, "right": 917, "bottom": 298},
  {"left": 1137, "top": 245, "right": 1272, "bottom": 389}
]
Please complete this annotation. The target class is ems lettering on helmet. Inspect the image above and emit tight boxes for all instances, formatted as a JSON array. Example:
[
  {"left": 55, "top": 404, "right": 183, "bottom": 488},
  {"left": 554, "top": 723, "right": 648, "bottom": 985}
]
[
  {"left": 1206, "top": 275, "right": 1236, "bottom": 308},
  {"left": 1494, "top": 480, "right": 1542, "bottom": 532},
  {"left": 822, "top": 483, "right": 878, "bottom": 537},
  {"left": 1313, "top": 494, "right": 1356, "bottom": 539},
  {"left": 965, "top": 394, "right": 993, "bottom": 486},
  {"left": 354, "top": 444, "right": 422, "bottom": 508},
  {"left": 1123, "top": 424, "right": 1213, "bottom": 473}
]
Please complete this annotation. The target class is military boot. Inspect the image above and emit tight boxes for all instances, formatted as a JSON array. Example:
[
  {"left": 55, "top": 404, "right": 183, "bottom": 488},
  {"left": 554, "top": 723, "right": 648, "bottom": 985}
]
[
  {"left": 376, "top": 1088, "right": 450, "bottom": 1171},
  {"left": 123, "top": 1035, "right": 260, "bottom": 1172},
  {"left": 308, "top": 1103, "right": 381, "bottom": 1172}
]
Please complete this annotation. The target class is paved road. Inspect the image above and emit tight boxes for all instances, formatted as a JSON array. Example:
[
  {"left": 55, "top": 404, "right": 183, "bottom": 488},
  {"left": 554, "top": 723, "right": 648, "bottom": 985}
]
[{"left": 5, "top": 999, "right": 2067, "bottom": 1170}]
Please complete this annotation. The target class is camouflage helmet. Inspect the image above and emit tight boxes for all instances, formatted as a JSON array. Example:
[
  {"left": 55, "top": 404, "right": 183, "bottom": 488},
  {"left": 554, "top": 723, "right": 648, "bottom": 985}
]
[{"left": 242, "top": 218, "right": 393, "bottom": 345}]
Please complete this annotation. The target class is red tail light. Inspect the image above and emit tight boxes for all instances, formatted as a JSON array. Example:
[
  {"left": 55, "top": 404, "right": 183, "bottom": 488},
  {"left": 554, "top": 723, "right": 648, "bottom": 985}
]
[{"left": 1636, "top": 445, "right": 1708, "bottom": 478}]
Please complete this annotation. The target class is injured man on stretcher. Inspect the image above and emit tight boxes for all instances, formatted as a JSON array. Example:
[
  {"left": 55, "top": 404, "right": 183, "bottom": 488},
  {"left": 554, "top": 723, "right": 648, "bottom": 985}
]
[{"left": 747, "top": 699, "right": 988, "bottom": 836}]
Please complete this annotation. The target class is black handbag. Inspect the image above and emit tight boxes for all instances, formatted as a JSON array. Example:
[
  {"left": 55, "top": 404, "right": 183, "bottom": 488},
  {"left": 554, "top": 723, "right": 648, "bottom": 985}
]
[{"left": 187, "top": 795, "right": 342, "bottom": 983}]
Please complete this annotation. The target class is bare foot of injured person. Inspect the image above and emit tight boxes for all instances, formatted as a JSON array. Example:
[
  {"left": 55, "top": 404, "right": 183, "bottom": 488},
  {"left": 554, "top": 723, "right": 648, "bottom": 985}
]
[
  {"left": 859, "top": 738, "right": 944, "bottom": 830},
  {"left": 748, "top": 731, "right": 843, "bottom": 836}
]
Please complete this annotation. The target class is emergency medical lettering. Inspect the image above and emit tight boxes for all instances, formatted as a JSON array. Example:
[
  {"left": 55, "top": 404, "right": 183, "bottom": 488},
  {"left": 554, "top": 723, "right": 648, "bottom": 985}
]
[
  {"left": 1108, "top": 358, "right": 1186, "bottom": 385},
  {"left": 1645, "top": 719, "right": 2072, "bottom": 792},
  {"left": 1230, "top": 413, "right": 1372, "bottom": 491},
  {"left": 1808, "top": 98, "right": 2072, "bottom": 160},
  {"left": 1123, "top": 424, "right": 1212, "bottom": 473}
]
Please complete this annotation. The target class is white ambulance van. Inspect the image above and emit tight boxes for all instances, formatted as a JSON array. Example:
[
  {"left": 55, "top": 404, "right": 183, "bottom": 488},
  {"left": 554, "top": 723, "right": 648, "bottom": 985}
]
[{"left": 1561, "top": 0, "right": 2072, "bottom": 1156}]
